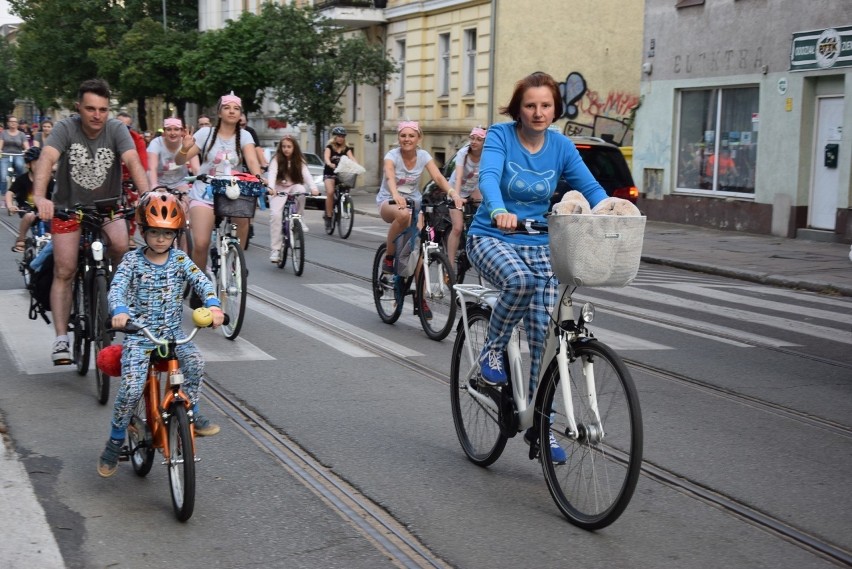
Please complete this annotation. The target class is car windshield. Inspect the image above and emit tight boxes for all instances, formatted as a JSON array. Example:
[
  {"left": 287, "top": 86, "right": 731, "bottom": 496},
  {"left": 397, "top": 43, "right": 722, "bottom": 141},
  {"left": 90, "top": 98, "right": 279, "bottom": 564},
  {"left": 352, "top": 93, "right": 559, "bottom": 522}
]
[
  {"left": 575, "top": 146, "right": 634, "bottom": 192},
  {"left": 304, "top": 153, "right": 323, "bottom": 167}
]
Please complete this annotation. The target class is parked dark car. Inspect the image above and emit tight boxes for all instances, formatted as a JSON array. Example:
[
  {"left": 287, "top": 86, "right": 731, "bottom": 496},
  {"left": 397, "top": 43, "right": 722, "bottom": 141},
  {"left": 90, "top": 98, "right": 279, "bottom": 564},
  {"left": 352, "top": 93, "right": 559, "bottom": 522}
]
[{"left": 551, "top": 135, "right": 639, "bottom": 206}]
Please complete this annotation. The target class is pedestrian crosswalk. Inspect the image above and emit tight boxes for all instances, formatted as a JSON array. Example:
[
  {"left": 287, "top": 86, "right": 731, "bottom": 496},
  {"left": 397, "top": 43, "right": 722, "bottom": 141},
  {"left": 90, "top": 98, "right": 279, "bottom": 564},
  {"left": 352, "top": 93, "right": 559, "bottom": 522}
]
[{"left": 2, "top": 268, "right": 850, "bottom": 376}]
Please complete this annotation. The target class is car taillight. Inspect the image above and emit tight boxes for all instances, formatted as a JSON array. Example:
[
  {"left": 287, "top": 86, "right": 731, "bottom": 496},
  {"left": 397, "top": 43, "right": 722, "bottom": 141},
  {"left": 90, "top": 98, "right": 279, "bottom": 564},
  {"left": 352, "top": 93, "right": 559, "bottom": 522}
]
[{"left": 612, "top": 186, "right": 639, "bottom": 203}]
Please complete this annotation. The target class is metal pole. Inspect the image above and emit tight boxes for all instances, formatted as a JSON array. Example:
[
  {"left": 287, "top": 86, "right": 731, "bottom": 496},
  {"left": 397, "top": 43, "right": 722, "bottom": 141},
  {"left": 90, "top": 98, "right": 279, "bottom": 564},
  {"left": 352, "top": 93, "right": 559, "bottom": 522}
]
[{"left": 162, "top": 0, "right": 167, "bottom": 30}]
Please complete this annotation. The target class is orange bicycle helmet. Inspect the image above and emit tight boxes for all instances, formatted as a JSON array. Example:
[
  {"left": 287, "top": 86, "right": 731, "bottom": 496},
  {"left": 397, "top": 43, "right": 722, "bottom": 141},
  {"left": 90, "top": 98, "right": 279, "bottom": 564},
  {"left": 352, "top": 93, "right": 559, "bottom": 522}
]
[{"left": 137, "top": 191, "right": 185, "bottom": 231}]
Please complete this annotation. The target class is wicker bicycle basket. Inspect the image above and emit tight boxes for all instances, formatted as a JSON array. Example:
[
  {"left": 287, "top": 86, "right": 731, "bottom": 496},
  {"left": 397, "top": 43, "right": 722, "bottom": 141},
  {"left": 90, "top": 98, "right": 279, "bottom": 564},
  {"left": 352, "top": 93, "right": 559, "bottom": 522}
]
[
  {"left": 336, "top": 172, "right": 358, "bottom": 188},
  {"left": 209, "top": 178, "right": 264, "bottom": 218},
  {"left": 548, "top": 214, "right": 646, "bottom": 287}
]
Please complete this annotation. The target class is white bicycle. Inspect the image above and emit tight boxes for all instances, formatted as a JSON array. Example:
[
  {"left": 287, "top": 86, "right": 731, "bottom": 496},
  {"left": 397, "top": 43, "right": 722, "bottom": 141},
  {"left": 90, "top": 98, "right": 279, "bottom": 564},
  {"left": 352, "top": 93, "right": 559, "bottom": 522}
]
[{"left": 450, "top": 214, "right": 645, "bottom": 530}]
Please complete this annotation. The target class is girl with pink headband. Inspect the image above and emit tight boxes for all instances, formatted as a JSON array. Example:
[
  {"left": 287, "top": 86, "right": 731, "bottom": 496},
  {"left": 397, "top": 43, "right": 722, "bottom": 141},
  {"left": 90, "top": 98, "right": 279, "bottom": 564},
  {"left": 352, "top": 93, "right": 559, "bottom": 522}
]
[
  {"left": 376, "top": 120, "right": 454, "bottom": 316},
  {"left": 175, "top": 92, "right": 263, "bottom": 286}
]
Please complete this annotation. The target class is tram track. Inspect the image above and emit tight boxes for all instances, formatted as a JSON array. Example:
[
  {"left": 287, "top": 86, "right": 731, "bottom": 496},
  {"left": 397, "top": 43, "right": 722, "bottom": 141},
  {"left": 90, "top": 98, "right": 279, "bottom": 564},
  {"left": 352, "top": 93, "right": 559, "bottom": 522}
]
[
  {"left": 235, "top": 277, "right": 852, "bottom": 567},
  {"left": 7, "top": 213, "right": 849, "bottom": 564}
]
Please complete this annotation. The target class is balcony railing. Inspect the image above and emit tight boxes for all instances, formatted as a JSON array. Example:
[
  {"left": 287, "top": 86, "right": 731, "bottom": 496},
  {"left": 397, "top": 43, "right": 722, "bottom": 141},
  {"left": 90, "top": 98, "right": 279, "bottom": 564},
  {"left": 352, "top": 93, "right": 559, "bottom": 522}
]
[
  {"left": 315, "top": 1, "right": 386, "bottom": 9},
  {"left": 315, "top": 0, "right": 387, "bottom": 29}
]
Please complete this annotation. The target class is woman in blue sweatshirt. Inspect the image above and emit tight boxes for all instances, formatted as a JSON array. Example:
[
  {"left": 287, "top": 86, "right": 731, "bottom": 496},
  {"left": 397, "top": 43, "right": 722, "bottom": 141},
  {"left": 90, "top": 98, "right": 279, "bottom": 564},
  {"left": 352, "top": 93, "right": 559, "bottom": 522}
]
[{"left": 466, "top": 72, "right": 608, "bottom": 460}]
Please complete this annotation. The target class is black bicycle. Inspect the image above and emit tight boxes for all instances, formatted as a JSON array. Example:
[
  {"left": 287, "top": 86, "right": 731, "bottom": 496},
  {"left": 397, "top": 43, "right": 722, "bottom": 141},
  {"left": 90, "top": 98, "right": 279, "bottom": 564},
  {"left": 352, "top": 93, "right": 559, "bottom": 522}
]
[
  {"left": 325, "top": 173, "right": 355, "bottom": 239},
  {"left": 59, "top": 200, "right": 134, "bottom": 404}
]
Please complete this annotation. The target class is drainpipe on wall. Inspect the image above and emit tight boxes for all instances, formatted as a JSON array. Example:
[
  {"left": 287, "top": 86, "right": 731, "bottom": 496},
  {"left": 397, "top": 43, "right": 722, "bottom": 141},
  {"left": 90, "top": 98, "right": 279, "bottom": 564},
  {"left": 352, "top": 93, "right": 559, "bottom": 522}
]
[{"left": 487, "top": 0, "right": 497, "bottom": 123}]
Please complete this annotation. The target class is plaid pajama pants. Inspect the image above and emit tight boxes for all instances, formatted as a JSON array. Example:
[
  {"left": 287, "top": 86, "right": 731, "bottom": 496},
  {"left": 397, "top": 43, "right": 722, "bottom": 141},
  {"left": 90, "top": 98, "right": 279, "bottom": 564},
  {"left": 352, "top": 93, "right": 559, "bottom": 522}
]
[{"left": 467, "top": 235, "right": 557, "bottom": 396}]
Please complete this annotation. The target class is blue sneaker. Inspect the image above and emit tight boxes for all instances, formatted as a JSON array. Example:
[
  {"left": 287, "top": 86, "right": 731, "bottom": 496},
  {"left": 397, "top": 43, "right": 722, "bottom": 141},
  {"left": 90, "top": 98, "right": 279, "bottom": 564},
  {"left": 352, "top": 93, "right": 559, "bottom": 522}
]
[
  {"left": 478, "top": 348, "right": 507, "bottom": 386},
  {"left": 525, "top": 428, "right": 567, "bottom": 464}
]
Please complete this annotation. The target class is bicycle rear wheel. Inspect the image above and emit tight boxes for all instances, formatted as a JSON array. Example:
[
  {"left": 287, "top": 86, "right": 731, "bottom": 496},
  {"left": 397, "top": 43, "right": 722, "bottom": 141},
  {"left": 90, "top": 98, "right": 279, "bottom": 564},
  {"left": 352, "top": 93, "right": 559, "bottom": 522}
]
[
  {"left": 337, "top": 193, "right": 354, "bottom": 239},
  {"left": 92, "top": 274, "right": 112, "bottom": 405},
  {"left": 292, "top": 220, "right": 305, "bottom": 276},
  {"left": 538, "top": 340, "right": 643, "bottom": 530},
  {"left": 450, "top": 306, "right": 508, "bottom": 466},
  {"left": 372, "top": 244, "right": 403, "bottom": 324},
  {"left": 416, "top": 250, "right": 456, "bottom": 341},
  {"left": 128, "top": 395, "right": 154, "bottom": 477},
  {"left": 73, "top": 271, "right": 90, "bottom": 374},
  {"left": 219, "top": 242, "right": 247, "bottom": 340},
  {"left": 167, "top": 403, "right": 195, "bottom": 522}
]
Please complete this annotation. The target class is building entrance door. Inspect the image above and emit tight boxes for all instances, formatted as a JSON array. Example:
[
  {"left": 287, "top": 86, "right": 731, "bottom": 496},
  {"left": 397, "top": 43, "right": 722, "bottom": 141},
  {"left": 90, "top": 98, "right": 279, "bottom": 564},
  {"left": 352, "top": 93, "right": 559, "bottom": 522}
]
[{"left": 809, "top": 96, "right": 843, "bottom": 230}]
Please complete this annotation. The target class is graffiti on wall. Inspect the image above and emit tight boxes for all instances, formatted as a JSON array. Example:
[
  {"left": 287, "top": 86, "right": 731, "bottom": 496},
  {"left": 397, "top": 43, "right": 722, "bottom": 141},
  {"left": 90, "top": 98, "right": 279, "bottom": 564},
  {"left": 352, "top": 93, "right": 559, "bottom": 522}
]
[{"left": 557, "top": 71, "right": 640, "bottom": 146}]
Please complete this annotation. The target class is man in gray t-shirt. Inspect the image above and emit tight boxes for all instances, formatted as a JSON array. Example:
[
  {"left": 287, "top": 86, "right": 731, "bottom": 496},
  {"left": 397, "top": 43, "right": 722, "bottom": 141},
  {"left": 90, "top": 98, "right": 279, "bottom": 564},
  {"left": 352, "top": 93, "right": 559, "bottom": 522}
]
[{"left": 33, "top": 78, "right": 150, "bottom": 366}]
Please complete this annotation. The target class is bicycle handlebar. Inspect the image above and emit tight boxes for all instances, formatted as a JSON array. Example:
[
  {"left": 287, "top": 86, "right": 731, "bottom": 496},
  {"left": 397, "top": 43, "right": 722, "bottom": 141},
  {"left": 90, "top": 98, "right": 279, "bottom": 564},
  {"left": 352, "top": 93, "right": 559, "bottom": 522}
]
[
  {"left": 491, "top": 217, "right": 549, "bottom": 234},
  {"left": 107, "top": 314, "right": 231, "bottom": 346}
]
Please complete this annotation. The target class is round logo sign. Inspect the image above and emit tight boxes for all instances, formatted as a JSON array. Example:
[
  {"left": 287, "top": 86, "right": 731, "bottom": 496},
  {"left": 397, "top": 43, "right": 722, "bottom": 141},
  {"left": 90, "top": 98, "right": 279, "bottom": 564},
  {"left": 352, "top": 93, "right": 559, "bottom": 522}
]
[{"left": 815, "top": 28, "right": 841, "bottom": 69}]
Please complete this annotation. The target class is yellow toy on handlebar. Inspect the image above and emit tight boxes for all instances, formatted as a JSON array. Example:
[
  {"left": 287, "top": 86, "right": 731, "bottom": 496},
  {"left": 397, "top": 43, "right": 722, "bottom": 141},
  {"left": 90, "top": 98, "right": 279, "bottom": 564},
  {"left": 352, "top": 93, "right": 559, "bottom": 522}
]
[{"left": 192, "top": 307, "right": 213, "bottom": 327}]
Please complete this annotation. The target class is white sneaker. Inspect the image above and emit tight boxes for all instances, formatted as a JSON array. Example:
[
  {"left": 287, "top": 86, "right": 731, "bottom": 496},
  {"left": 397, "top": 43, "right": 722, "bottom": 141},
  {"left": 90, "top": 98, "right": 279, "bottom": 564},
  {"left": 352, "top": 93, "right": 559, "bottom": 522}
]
[
  {"left": 269, "top": 250, "right": 280, "bottom": 263},
  {"left": 300, "top": 222, "right": 309, "bottom": 233}
]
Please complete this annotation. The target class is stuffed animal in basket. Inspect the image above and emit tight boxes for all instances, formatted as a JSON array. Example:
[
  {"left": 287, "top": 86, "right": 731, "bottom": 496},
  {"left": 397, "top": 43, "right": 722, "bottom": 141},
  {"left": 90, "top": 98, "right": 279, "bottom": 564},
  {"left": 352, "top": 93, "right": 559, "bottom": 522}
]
[{"left": 551, "top": 190, "right": 639, "bottom": 216}]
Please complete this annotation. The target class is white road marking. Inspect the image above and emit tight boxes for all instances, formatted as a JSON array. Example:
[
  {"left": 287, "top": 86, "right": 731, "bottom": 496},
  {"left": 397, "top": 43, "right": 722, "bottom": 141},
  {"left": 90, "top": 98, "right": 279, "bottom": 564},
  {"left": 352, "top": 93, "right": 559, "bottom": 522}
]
[{"left": 249, "top": 285, "right": 422, "bottom": 358}]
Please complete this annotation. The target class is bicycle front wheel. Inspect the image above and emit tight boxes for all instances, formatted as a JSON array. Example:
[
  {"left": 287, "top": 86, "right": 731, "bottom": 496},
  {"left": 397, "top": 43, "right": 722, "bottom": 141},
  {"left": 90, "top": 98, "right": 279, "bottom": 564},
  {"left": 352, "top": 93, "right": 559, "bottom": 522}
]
[
  {"left": 219, "top": 242, "right": 247, "bottom": 340},
  {"left": 72, "top": 271, "right": 90, "bottom": 374},
  {"left": 538, "top": 340, "right": 643, "bottom": 530},
  {"left": 128, "top": 395, "right": 154, "bottom": 477},
  {"left": 337, "top": 194, "right": 354, "bottom": 239},
  {"left": 416, "top": 250, "right": 456, "bottom": 341},
  {"left": 324, "top": 203, "right": 336, "bottom": 235},
  {"left": 92, "top": 274, "right": 112, "bottom": 405},
  {"left": 450, "top": 306, "right": 507, "bottom": 466},
  {"left": 372, "top": 244, "right": 403, "bottom": 324},
  {"left": 167, "top": 403, "right": 195, "bottom": 522},
  {"left": 292, "top": 220, "right": 305, "bottom": 276}
]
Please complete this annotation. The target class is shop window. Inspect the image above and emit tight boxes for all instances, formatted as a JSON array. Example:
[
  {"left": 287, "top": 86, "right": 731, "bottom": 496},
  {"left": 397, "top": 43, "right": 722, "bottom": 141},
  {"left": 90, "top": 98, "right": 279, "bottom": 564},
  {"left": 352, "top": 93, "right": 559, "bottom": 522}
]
[{"left": 676, "top": 86, "right": 758, "bottom": 195}]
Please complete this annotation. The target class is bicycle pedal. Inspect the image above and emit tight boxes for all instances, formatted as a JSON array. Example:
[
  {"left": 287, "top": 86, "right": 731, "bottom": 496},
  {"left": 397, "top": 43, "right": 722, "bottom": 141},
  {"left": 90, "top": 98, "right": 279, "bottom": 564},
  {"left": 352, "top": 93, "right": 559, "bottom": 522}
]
[{"left": 119, "top": 447, "right": 131, "bottom": 461}]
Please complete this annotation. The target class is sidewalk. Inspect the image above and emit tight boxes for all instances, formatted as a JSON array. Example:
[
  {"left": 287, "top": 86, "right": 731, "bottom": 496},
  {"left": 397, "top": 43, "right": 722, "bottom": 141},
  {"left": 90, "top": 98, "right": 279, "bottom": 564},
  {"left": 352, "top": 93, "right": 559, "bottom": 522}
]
[
  {"left": 349, "top": 186, "right": 852, "bottom": 297},
  {"left": 0, "top": 414, "right": 65, "bottom": 568}
]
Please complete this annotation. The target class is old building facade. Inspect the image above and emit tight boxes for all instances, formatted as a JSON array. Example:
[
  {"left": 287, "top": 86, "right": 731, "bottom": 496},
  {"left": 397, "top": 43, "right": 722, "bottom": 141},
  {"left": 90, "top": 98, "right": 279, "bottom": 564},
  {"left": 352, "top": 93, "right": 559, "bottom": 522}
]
[{"left": 633, "top": 0, "right": 852, "bottom": 241}]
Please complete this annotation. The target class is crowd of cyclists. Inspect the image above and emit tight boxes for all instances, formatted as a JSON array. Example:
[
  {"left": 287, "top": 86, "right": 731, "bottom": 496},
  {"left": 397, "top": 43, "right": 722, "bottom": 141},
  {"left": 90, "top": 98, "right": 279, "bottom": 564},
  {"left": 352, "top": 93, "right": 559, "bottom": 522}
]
[{"left": 7, "top": 70, "right": 620, "bottom": 476}]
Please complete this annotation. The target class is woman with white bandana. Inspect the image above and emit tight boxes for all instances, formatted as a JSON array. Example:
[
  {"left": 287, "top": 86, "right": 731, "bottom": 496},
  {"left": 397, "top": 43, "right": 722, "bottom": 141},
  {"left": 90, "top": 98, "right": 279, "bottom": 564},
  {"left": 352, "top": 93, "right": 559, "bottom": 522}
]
[{"left": 175, "top": 93, "right": 263, "bottom": 278}]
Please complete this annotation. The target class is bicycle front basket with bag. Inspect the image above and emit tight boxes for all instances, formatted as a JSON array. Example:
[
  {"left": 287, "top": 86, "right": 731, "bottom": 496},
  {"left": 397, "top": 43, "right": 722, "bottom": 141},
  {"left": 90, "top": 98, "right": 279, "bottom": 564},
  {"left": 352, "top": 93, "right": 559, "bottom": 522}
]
[
  {"left": 548, "top": 214, "right": 646, "bottom": 287},
  {"left": 209, "top": 173, "right": 266, "bottom": 218}
]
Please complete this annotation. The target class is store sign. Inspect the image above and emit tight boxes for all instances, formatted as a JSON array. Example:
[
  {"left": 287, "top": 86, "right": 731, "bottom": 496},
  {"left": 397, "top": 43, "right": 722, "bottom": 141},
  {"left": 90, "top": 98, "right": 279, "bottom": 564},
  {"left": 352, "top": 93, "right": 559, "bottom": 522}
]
[{"left": 790, "top": 26, "right": 852, "bottom": 71}]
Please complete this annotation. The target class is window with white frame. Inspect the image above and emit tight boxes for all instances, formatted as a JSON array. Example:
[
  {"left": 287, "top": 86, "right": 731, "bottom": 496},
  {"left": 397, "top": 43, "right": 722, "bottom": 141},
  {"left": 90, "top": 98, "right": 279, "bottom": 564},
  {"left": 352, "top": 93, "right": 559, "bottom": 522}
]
[
  {"left": 676, "top": 86, "right": 758, "bottom": 195},
  {"left": 463, "top": 29, "right": 477, "bottom": 95},
  {"left": 438, "top": 32, "right": 450, "bottom": 97},
  {"left": 396, "top": 39, "right": 406, "bottom": 99}
]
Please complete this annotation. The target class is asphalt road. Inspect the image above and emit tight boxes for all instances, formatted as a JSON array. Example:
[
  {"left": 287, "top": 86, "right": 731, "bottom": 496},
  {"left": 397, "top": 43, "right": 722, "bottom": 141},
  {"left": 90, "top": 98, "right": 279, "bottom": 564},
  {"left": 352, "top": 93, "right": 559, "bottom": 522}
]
[{"left": 1, "top": 207, "right": 850, "bottom": 569}]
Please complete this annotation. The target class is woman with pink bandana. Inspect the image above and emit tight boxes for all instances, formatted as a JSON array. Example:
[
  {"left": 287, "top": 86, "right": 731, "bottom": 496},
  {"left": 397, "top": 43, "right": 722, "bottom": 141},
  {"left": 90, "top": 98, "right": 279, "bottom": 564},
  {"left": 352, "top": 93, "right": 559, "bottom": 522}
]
[
  {"left": 445, "top": 125, "right": 486, "bottom": 270},
  {"left": 376, "top": 121, "right": 454, "bottom": 316},
  {"left": 148, "top": 117, "right": 198, "bottom": 251},
  {"left": 377, "top": 121, "right": 454, "bottom": 271},
  {"left": 174, "top": 93, "right": 263, "bottom": 285}
]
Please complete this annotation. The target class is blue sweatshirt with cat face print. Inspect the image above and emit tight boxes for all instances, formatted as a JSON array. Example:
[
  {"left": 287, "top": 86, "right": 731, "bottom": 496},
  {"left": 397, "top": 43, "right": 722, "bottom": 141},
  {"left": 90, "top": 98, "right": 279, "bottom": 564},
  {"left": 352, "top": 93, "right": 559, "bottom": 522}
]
[{"left": 469, "top": 122, "right": 607, "bottom": 245}]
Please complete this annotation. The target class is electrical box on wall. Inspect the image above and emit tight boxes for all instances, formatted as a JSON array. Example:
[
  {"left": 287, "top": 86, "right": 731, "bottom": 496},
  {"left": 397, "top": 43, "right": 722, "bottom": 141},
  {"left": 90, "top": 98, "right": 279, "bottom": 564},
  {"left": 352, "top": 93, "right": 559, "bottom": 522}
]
[{"left": 824, "top": 143, "right": 839, "bottom": 168}]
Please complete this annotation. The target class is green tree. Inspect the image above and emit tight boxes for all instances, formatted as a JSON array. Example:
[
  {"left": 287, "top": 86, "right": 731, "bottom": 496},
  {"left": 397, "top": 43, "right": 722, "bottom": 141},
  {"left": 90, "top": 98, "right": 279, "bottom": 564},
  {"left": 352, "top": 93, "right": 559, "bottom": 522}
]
[
  {"left": 260, "top": 3, "right": 397, "bottom": 152},
  {"left": 9, "top": 0, "right": 198, "bottom": 116},
  {"left": 0, "top": 40, "right": 18, "bottom": 117},
  {"left": 177, "top": 10, "right": 271, "bottom": 113},
  {"left": 90, "top": 18, "right": 198, "bottom": 129},
  {"left": 9, "top": 0, "right": 122, "bottom": 106}
]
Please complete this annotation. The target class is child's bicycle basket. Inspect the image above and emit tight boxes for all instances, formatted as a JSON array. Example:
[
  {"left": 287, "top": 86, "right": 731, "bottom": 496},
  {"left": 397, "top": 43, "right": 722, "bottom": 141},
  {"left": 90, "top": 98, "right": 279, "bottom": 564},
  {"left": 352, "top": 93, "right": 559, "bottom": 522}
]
[{"left": 548, "top": 214, "right": 646, "bottom": 287}]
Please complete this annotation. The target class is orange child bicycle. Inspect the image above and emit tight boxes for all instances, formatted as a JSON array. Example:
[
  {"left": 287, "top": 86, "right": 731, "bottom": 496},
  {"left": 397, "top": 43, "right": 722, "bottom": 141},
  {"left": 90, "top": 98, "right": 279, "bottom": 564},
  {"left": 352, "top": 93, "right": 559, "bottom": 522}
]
[{"left": 100, "top": 307, "right": 227, "bottom": 521}]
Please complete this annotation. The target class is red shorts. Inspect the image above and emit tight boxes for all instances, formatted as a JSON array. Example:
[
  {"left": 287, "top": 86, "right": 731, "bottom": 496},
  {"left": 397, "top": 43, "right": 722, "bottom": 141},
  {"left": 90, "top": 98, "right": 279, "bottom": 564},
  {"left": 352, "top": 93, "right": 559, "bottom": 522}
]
[{"left": 51, "top": 217, "right": 80, "bottom": 234}]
